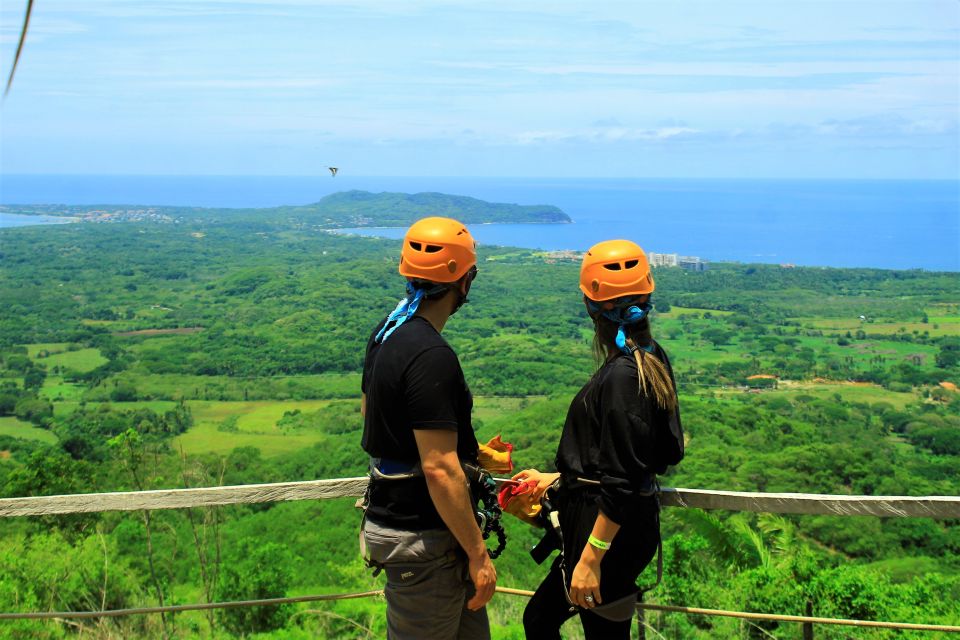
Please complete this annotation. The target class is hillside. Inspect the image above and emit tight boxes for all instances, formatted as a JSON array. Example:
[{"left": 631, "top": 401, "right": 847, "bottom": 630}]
[
  {"left": 277, "top": 190, "right": 572, "bottom": 226},
  {"left": 0, "top": 190, "right": 572, "bottom": 228},
  {"left": 0, "top": 214, "right": 958, "bottom": 639}
]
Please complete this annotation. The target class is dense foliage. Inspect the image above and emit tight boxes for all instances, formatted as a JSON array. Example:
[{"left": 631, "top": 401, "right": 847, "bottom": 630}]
[{"left": 0, "top": 207, "right": 957, "bottom": 639}]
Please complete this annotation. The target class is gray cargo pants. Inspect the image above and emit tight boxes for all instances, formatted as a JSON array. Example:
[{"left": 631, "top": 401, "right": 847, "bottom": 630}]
[{"left": 363, "top": 518, "right": 490, "bottom": 640}]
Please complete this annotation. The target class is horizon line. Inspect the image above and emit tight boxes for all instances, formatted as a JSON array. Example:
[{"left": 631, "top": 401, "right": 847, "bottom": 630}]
[{"left": 2, "top": 173, "right": 957, "bottom": 182}]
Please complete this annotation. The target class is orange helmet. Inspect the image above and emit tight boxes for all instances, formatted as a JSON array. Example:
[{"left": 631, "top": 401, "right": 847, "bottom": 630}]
[
  {"left": 579, "top": 239, "right": 655, "bottom": 302},
  {"left": 399, "top": 217, "right": 477, "bottom": 283}
]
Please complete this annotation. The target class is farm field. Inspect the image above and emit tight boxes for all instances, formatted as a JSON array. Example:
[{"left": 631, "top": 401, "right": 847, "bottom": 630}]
[
  {"left": 174, "top": 399, "right": 338, "bottom": 457},
  {"left": 0, "top": 217, "right": 957, "bottom": 639},
  {"left": 36, "top": 347, "right": 108, "bottom": 373},
  {"left": 0, "top": 416, "right": 57, "bottom": 444}
]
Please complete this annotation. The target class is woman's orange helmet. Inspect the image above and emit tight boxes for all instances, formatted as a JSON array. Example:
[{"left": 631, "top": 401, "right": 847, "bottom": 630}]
[
  {"left": 579, "top": 239, "right": 655, "bottom": 302},
  {"left": 399, "top": 217, "right": 477, "bottom": 283}
]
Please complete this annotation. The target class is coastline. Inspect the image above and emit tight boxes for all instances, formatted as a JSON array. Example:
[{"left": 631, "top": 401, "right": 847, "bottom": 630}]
[{"left": 0, "top": 213, "right": 80, "bottom": 228}]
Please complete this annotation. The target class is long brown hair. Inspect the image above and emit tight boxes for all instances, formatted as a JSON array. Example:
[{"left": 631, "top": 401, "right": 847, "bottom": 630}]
[{"left": 590, "top": 305, "right": 677, "bottom": 412}]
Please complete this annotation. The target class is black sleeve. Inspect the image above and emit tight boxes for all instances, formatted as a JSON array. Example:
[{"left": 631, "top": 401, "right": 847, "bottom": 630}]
[
  {"left": 361, "top": 318, "right": 388, "bottom": 394},
  {"left": 405, "top": 345, "right": 461, "bottom": 431},
  {"left": 597, "top": 363, "right": 655, "bottom": 524}
]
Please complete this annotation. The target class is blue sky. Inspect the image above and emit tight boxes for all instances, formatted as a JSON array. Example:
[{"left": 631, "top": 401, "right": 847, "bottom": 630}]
[{"left": 0, "top": 1, "right": 957, "bottom": 178}]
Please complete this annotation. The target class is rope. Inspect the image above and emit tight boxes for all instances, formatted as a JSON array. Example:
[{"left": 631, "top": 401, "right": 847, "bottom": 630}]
[
  {"left": 0, "top": 591, "right": 384, "bottom": 621},
  {"left": 496, "top": 588, "right": 959, "bottom": 632},
  {"left": 1, "top": 587, "right": 957, "bottom": 633},
  {"left": 637, "top": 603, "right": 960, "bottom": 633},
  {"left": 2, "top": 478, "right": 958, "bottom": 518}
]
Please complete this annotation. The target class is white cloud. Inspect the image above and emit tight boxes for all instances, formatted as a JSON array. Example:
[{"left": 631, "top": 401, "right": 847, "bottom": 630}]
[
  {"left": 160, "top": 78, "right": 337, "bottom": 90},
  {"left": 514, "top": 126, "right": 700, "bottom": 145}
]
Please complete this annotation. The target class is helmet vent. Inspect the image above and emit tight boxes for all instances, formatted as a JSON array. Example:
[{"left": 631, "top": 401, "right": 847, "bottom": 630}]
[
  {"left": 409, "top": 241, "right": 422, "bottom": 251},
  {"left": 624, "top": 259, "right": 639, "bottom": 269},
  {"left": 425, "top": 244, "right": 443, "bottom": 253},
  {"left": 603, "top": 262, "right": 622, "bottom": 271}
]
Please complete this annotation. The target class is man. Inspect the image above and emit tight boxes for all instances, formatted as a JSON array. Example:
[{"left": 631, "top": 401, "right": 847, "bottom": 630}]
[{"left": 361, "top": 216, "right": 496, "bottom": 640}]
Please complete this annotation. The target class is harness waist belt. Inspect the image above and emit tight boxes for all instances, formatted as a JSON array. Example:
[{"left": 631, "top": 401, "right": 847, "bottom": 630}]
[
  {"left": 372, "top": 457, "right": 421, "bottom": 477},
  {"left": 561, "top": 474, "right": 659, "bottom": 496}
]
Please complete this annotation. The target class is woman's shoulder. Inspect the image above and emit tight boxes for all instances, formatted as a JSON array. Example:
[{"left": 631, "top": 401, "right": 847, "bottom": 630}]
[{"left": 600, "top": 354, "right": 640, "bottom": 387}]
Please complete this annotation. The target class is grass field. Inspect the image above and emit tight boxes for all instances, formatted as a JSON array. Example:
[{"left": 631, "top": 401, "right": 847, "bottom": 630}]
[
  {"left": 40, "top": 348, "right": 108, "bottom": 373},
  {"left": 801, "top": 306, "right": 960, "bottom": 339},
  {"left": 472, "top": 396, "right": 543, "bottom": 425},
  {"left": 85, "top": 372, "right": 362, "bottom": 402},
  {"left": 806, "top": 319, "right": 959, "bottom": 339},
  {"left": 659, "top": 306, "right": 734, "bottom": 318},
  {"left": 174, "top": 399, "right": 340, "bottom": 457},
  {"left": 40, "top": 376, "right": 87, "bottom": 402},
  {"left": 25, "top": 343, "right": 70, "bottom": 358},
  {"left": 0, "top": 416, "right": 58, "bottom": 444},
  {"left": 171, "top": 396, "right": 547, "bottom": 458},
  {"left": 189, "top": 399, "right": 338, "bottom": 433},
  {"left": 26, "top": 344, "right": 108, "bottom": 373},
  {"left": 770, "top": 381, "right": 918, "bottom": 408},
  {"left": 53, "top": 400, "right": 180, "bottom": 418}
]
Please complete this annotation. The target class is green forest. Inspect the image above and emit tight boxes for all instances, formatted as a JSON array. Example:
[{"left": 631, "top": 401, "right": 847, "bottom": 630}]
[{"left": 0, "top": 197, "right": 958, "bottom": 639}]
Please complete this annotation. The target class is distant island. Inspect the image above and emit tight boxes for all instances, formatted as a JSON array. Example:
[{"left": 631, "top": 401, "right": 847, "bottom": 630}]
[
  {"left": 275, "top": 190, "right": 572, "bottom": 227},
  {"left": 0, "top": 190, "right": 572, "bottom": 228}
]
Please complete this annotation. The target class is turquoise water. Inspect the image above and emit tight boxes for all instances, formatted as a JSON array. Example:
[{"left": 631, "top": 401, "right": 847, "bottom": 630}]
[
  {"left": 1, "top": 175, "right": 957, "bottom": 271},
  {"left": 0, "top": 213, "right": 78, "bottom": 228}
]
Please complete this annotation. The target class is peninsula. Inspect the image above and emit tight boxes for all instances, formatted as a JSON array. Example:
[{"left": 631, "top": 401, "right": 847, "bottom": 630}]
[{"left": 0, "top": 190, "right": 572, "bottom": 228}]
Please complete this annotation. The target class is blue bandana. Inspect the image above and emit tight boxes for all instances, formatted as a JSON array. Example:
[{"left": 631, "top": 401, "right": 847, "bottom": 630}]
[
  {"left": 587, "top": 298, "right": 655, "bottom": 356},
  {"left": 375, "top": 281, "right": 448, "bottom": 344}
]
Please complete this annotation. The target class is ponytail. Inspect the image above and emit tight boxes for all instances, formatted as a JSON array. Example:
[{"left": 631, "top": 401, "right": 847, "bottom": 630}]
[
  {"left": 627, "top": 339, "right": 677, "bottom": 412},
  {"left": 592, "top": 314, "right": 677, "bottom": 412}
]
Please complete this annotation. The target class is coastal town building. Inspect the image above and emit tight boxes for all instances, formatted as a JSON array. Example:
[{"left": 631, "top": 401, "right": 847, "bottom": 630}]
[{"left": 649, "top": 252, "right": 708, "bottom": 271}]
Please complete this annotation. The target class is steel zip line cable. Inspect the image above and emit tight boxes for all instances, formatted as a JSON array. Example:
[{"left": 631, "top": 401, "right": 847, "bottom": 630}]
[{"left": 4, "top": 0, "right": 34, "bottom": 98}]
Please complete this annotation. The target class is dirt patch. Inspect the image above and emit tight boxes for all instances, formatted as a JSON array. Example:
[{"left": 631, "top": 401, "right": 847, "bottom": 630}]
[
  {"left": 0, "top": 451, "right": 10, "bottom": 460},
  {"left": 114, "top": 327, "right": 204, "bottom": 337},
  {"left": 849, "top": 343, "right": 897, "bottom": 355},
  {"left": 810, "top": 378, "right": 880, "bottom": 388}
]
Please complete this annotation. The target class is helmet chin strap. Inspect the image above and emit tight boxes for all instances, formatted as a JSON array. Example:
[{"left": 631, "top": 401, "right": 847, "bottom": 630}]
[
  {"left": 449, "top": 266, "right": 477, "bottom": 317},
  {"left": 587, "top": 298, "right": 654, "bottom": 355},
  {"left": 449, "top": 290, "right": 469, "bottom": 316}
]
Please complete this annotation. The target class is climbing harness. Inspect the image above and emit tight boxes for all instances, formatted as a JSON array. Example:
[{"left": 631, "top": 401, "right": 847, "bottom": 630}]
[
  {"left": 464, "top": 462, "right": 508, "bottom": 558},
  {"left": 530, "top": 476, "right": 664, "bottom": 626},
  {"left": 364, "top": 457, "right": 507, "bottom": 559}
]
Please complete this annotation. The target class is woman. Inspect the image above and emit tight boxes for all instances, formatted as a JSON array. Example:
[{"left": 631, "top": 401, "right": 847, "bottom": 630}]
[{"left": 514, "top": 239, "right": 684, "bottom": 640}]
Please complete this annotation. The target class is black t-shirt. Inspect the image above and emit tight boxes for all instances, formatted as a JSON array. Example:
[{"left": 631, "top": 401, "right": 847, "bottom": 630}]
[
  {"left": 556, "top": 342, "right": 684, "bottom": 525},
  {"left": 361, "top": 315, "right": 478, "bottom": 529}
]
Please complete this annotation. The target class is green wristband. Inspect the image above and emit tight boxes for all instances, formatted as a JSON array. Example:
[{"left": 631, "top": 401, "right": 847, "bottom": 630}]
[{"left": 588, "top": 534, "right": 610, "bottom": 551}]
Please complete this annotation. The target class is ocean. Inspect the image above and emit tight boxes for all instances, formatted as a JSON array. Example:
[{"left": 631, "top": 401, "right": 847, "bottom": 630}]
[{"left": 1, "top": 175, "right": 957, "bottom": 271}]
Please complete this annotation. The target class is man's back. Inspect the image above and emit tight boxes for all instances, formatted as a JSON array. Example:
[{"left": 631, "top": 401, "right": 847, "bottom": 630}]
[{"left": 362, "top": 314, "right": 478, "bottom": 529}]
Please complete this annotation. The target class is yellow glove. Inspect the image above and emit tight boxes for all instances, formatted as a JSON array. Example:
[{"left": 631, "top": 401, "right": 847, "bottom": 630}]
[
  {"left": 498, "top": 479, "right": 543, "bottom": 527},
  {"left": 477, "top": 434, "right": 514, "bottom": 473}
]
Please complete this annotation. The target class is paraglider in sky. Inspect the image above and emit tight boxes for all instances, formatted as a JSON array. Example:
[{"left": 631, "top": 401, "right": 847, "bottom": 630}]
[{"left": 329, "top": 167, "right": 338, "bottom": 177}]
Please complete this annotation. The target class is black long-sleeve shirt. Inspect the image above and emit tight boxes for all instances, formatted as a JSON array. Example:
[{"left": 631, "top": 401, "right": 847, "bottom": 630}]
[{"left": 555, "top": 343, "right": 683, "bottom": 524}]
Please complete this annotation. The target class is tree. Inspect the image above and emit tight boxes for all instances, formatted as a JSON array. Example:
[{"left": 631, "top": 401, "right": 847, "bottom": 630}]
[
  {"left": 217, "top": 540, "right": 296, "bottom": 635},
  {"left": 23, "top": 367, "right": 46, "bottom": 390},
  {"left": 936, "top": 337, "right": 960, "bottom": 369},
  {"left": 110, "top": 382, "right": 138, "bottom": 402},
  {"left": 702, "top": 328, "right": 733, "bottom": 347}
]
